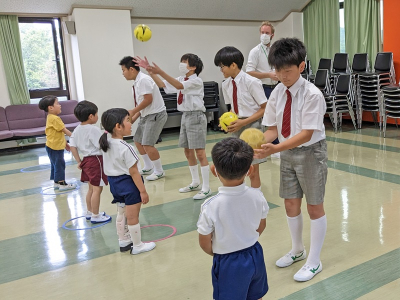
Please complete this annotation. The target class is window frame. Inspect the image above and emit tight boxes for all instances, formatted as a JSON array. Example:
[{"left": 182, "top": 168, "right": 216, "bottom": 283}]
[{"left": 18, "top": 17, "right": 70, "bottom": 100}]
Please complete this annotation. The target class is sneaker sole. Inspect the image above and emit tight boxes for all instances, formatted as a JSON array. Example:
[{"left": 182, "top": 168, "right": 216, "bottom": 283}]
[
  {"left": 130, "top": 244, "right": 156, "bottom": 255},
  {"left": 90, "top": 217, "right": 112, "bottom": 224},
  {"left": 120, "top": 242, "right": 133, "bottom": 252}
]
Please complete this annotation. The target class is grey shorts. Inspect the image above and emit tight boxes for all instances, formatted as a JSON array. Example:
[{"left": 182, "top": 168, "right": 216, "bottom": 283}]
[
  {"left": 179, "top": 111, "right": 207, "bottom": 149},
  {"left": 232, "top": 119, "right": 267, "bottom": 165},
  {"left": 134, "top": 110, "right": 167, "bottom": 146},
  {"left": 279, "top": 139, "right": 328, "bottom": 205}
]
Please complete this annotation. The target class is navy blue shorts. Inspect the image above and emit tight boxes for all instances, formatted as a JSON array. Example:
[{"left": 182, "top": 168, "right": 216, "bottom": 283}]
[
  {"left": 107, "top": 174, "right": 143, "bottom": 205},
  {"left": 212, "top": 242, "right": 268, "bottom": 300}
]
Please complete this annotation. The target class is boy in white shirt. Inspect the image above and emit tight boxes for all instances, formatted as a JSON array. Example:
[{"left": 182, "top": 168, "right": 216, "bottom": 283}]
[
  {"left": 119, "top": 56, "right": 167, "bottom": 181},
  {"left": 214, "top": 46, "right": 267, "bottom": 189},
  {"left": 255, "top": 38, "right": 328, "bottom": 282},
  {"left": 197, "top": 137, "right": 269, "bottom": 300},
  {"left": 134, "top": 54, "right": 211, "bottom": 200},
  {"left": 69, "top": 101, "right": 111, "bottom": 224}
]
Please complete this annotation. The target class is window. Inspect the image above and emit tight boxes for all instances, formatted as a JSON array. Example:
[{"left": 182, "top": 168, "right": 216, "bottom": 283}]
[
  {"left": 18, "top": 18, "right": 69, "bottom": 104},
  {"left": 339, "top": 0, "right": 345, "bottom": 53}
]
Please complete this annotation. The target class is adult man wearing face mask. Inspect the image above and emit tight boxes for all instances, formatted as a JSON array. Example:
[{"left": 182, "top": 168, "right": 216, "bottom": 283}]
[{"left": 246, "top": 21, "right": 279, "bottom": 99}]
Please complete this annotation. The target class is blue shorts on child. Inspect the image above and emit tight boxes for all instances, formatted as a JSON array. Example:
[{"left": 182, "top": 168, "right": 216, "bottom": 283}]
[
  {"left": 212, "top": 242, "right": 268, "bottom": 300},
  {"left": 107, "top": 174, "right": 143, "bottom": 205}
]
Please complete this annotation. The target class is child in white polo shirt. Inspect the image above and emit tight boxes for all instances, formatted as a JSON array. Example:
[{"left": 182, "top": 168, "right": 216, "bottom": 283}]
[
  {"left": 255, "top": 38, "right": 328, "bottom": 282},
  {"left": 197, "top": 137, "right": 269, "bottom": 300},
  {"left": 134, "top": 54, "right": 211, "bottom": 200},
  {"left": 119, "top": 56, "right": 167, "bottom": 181},
  {"left": 214, "top": 46, "right": 267, "bottom": 189}
]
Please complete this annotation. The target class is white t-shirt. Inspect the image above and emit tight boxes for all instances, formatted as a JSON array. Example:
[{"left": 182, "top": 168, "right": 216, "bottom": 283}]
[
  {"left": 222, "top": 70, "right": 267, "bottom": 118},
  {"left": 133, "top": 72, "right": 166, "bottom": 117},
  {"left": 163, "top": 74, "right": 206, "bottom": 112},
  {"left": 197, "top": 183, "right": 269, "bottom": 254},
  {"left": 246, "top": 43, "right": 278, "bottom": 86},
  {"left": 69, "top": 124, "right": 102, "bottom": 157},
  {"left": 262, "top": 76, "right": 326, "bottom": 147},
  {"left": 102, "top": 138, "right": 139, "bottom": 176}
]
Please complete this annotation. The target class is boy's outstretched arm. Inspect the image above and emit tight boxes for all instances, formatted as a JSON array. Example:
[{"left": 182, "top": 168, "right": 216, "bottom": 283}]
[{"left": 199, "top": 233, "right": 213, "bottom": 256}]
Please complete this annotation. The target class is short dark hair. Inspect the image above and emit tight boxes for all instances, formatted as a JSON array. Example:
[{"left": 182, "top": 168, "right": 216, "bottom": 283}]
[
  {"left": 181, "top": 53, "right": 204, "bottom": 76},
  {"left": 119, "top": 56, "right": 140, "bottom": 72},
  {"left": 211, "top": 137, "right": 253, "bottom": 180},
  {"left": 214, "top": 46, "right": 244, "bottom": 69},
  {"left": 74, "top": 100, "right": 98, "bottom": 122},
  {"left": 38, "top": 95, "right": 57, "bottom": 112},
  {"left": 99, "top": 108, "right": 129, "bottom": 152},
  {"left": 268, "top": 38, "right": 306, "bottom": 71}
]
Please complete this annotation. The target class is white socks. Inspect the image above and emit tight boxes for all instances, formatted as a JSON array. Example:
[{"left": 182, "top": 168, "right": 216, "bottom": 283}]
[
  {"left": 307, "top": 215, "right": 327, "bottom": 267},
  {"left": 128, "top": 223, "right": 142, "bottom": 247},
  {"left": 141, "top": 154, "right": 153, "bottom": 170},
  {"left": 287, "top": 213, "right": 304, "bottom": 254},
  {"left": 189, "top": 165, "right": 200, "bottom": 186},
  {"left": 200, "top": 165, "right": 210, "bottom": 192},
  {"left": 152, "top": 158, "right": 164, "bottom": 174}
]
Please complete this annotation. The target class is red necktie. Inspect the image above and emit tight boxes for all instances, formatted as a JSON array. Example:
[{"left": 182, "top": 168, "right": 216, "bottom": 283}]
[
  {"left": 282, "top": 89, "right": 292, "bottom": 138},
  {"left": 177, "top": 77, "right": 189, "bottom": 105},
  {"left": 132, "top": 85, "right": 138, "bottom": 107},
  {"left": 232, "top": 79, "right": 239, "bottom": 114}
]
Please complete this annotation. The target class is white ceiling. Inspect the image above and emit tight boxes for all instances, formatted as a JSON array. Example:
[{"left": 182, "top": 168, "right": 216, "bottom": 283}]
[{"left": 0, "top": 0, "right": 310, "bottom": 21}]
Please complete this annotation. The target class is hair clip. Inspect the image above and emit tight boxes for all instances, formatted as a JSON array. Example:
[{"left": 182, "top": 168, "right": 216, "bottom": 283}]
[{"left": 104, "top": 130, "right": 108, "bottom": 134}]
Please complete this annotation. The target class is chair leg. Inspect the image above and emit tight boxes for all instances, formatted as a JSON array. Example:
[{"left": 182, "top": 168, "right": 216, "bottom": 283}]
[
  {"left": 384, "top": 115, "right": 387, "bottom": 138},
  {"left": 347, "top": 99, "right": 357, "bottom": 130}
]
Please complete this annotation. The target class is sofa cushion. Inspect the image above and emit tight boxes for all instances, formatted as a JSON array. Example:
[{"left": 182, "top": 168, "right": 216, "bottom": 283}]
[
  {"left": 59, "top": 100, "right": 79, "bottom": 130},
  {"left": 10, "top": 127, "right": 47, "bottom": 137},
  {"left": 0, "top": 130, "right": 13, "bottom": 140},
  {"left": 5, "top": 104, "right": 46, "bottom": 130}
]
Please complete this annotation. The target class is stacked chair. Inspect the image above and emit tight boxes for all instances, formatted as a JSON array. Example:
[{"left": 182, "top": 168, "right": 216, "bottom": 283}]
[
  {"left": 350, "top": 53, "right": 370, "bottom": 126},
  {"left": 314, "top": 69, "right": 356, "bottom": 133},
  {"left": 357, "top": 52, "right": 395, "bottom": 129},
  {"left": 381, "top": 82, "right": 400, "bottom": 137}
]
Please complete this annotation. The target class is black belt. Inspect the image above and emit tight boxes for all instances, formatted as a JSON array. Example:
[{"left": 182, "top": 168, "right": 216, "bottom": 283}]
[{"left": 262, "top": 84, "right": 277, "bottom": 89}]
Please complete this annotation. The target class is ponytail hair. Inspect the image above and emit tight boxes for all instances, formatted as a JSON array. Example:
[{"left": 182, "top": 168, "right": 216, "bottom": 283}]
[{"left": 99, "top": 108, "right": 130, "bottom": 152}]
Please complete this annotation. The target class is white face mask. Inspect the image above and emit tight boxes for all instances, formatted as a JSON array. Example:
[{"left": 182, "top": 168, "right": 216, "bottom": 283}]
[
  {"left": 260, "top": 34, "right": 271, "bottom": 45},
  {"left": 179, "top": 63, "right": 189, "bottom": 75}
]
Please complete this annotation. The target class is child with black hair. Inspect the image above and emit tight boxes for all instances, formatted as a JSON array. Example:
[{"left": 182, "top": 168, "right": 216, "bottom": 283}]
[
  {"left": 38, "top": 95, "right": 76, "bottom": 191},
  {"left": 119, "top": 56, "right": 167, "bottom": 181},
  {"left": 99, "top": 108, "right": 156, "bottom": 254},
  {"left": 214, "top": 46, "right": 267, "bottom": 189},
  {"left": 69, "top": 100, "right": 111, "bottom": 224},
  {"left": 134, "top": 54, "right": 211, "bottom": 200},
  {"left": 255, "top": 38, "right": 328, "bottom": 282},
  {"left": 197, "top": 137, "right": 269, "bottom": 300}
]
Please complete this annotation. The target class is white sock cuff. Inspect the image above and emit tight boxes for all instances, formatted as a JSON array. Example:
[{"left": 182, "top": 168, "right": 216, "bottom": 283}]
[
  {"left": 287, "top": 212, "right": 303, "bottom": 220},
  {"left": 311, "top": 214, "right": 327, "bottom": 223}
]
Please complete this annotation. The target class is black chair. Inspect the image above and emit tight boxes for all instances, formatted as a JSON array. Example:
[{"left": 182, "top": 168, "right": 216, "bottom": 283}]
[
  {"left": 351, "top": 53, "right": 370, "bottom": 127},
  {"left": 357, "top": 52, "right": 396, "bottom": 129},
  {"left": 309, "top": 58, "right": 332, "bottom": 83},
  {"left": 381, "top": 83, "right": 400, "bottom": 137},
  {"left": 332, "top": 53, "right": 350, "bottom": 74}
]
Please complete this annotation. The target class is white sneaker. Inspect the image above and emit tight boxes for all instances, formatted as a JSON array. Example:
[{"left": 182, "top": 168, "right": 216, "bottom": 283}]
[
  {"left": 140, "top": 168, "right": 153, "bottom": 175},
  {"left": 193, "top": 189, "right": 212, "bottom": 200},
  {"left": 53, "top": 183, "right": 60, "bottom": 190},
  {"left": 119, "top": 238, "right": 133, "bottom": 252},
  {"left": 271, "top": 152, "right": 280, "bottom": 159},
  {"left": 58, "top": 183, "right": 77, "bottom": 191},
  {"left": 276, "top": 250, "right": 307, "bottom": 268},
  {"left": 130, "top": 242, "right": 156, "bottom": 255},
  {"left": 146, "top": 172, "right": 165, "bottom": 181},
  {"left": 86, "top": 211, "right": 106, "bottom": 220},
  {"left": 294, "top": 262, "right": 322, "bottom": 282},
  {"left": 90, "top": 213, "right": 111, "bottom": 224},
  {"left": 179, "top": 183, "right": 201, "bottom": 193}
]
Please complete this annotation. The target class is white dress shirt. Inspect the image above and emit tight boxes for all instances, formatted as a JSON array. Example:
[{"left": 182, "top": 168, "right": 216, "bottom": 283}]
[
  {"left": 102, "top": 138, "right": 139, "bottom": 176},
  {"left": 197, "top": 183, "right": 269, "bottom": 254},
  {"left": 133, "top": 72, "right": 166, "bottom": 117},
  {"left": 222, "top": 70, "right": 267, "bottom": 118},
  {"left": 246, "top": 43, "right": 278, "bottom": 85},
  {"left": 69, "top": 124, "right": 103, "bottom": 157},
  {"left": 163, "top": 74, "right": 206, "bottom": 112},
  {"left": 262, "top": 76, "right": 326, "bottom": 147}
]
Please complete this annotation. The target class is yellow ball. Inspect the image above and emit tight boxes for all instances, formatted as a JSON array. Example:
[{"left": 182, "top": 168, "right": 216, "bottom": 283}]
[
  {"left": 134, "top": 24, "right": 152, "bottom": 42},
  {"left": 219, "top": 112, "right": 238, "bottom": 132},
  {"left": 239, "top": 128, "right": 266, "bottom": 149}
]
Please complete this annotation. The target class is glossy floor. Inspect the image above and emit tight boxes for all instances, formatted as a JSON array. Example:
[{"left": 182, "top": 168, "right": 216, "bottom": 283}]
[{"left": 0, "top": 122, "right": 400, "bottom": 300}]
